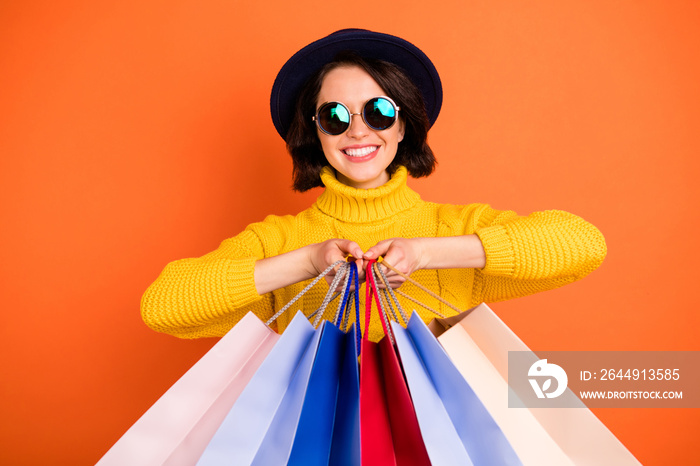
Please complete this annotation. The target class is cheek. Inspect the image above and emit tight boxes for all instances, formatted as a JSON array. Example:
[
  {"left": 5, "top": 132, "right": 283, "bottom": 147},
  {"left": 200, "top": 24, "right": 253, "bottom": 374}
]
[{"left": 318, "top": 135, "right": 337, "bottom": 160}]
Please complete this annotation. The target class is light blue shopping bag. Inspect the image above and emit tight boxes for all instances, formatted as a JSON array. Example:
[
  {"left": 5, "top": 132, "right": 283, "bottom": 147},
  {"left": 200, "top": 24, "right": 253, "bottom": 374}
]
[{"left": 392, "top": 315, "right": 522, "bottom": 466}]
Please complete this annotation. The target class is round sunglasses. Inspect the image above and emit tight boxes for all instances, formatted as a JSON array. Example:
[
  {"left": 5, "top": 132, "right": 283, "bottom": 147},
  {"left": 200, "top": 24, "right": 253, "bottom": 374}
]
[{"left": 313, "top": 96, "right": 400, "bottom": 135}]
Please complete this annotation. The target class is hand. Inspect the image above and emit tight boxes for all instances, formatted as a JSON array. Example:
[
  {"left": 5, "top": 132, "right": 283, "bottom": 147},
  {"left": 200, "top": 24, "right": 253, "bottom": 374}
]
[
  {"left": 255, "top": 239, "right": 365, "bottom": 296},
  {"left": 363, "top": 238, "right": 426, "bottom": 288},
  {"left": 308, "top": 239, "right": 365, "bottom": 288}
]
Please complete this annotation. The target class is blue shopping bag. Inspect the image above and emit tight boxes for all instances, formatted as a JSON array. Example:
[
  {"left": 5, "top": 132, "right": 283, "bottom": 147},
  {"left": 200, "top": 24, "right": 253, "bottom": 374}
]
[
  {"left": 327, "top": 322, "right": 361, "bottom": 466},
  {"left": 392, "top": 314, "right": 522, "bottom": 466},
  {"left": 285, "top": 322, "right": 360, "bottom": 466},
  {"left": 248, "top": 314, "right": 324, "bottom": 465},
  {"left": 287, "top": 262, "right": 361, "bottom": 466}
]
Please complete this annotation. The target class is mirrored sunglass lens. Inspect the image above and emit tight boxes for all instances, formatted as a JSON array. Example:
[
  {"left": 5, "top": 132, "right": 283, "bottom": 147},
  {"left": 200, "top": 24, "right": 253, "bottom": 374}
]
[
  {"left": 364, "top": 98, "right": 396, "bottom": 130},
  {"left": 319, "top": 103, "right": 350, "bottom": 134}
]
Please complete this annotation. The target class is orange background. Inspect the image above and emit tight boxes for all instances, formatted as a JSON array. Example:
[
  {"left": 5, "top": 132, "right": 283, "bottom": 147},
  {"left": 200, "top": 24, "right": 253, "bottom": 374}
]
[{"left": 1, "top": 1, "right": 698, "bottom": 464}]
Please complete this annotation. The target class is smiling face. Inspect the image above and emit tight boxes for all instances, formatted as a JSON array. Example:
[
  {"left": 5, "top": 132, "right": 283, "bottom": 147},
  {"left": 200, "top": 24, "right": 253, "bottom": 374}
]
[{"left": 316, "top": 66, "right": 405, "bottom": 189}]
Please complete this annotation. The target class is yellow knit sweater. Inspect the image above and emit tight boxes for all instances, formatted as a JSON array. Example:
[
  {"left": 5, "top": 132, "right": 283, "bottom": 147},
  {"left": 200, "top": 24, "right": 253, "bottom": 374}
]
[{"left": 141, "top": 166, "right": 606, "bottom": 341}]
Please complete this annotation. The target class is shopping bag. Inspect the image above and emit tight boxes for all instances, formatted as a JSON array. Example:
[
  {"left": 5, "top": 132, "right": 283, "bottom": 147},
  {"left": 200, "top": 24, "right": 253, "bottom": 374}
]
[
  {"left": 327, "top": 322, "right": 361, "bottom": 466},
  {"left": 392, "top": 315, "right": 521, "bottom": 465},
  {"left": 287, "top": 262, "right": 361, "bottom": 466},
  {"left": 359, "top": 260, "right": 431, "bottom": 466},
  {"left": 328, "top": 261, "right": 361, "bottom": 465},
  {"left": 431, "top": 303, "right": 641, "bottom": 466},
  {"left": 96, "top": 312, "right": 280, "bottom": 466},
  {"left": 286, "top": 321, "right": 361, "bottom": 466},
  {"left": 196, "top": 310, "right": 321, "bottom": 465},
  {"left": 197, "top": 259, "right": 349, "bottom": 466}
]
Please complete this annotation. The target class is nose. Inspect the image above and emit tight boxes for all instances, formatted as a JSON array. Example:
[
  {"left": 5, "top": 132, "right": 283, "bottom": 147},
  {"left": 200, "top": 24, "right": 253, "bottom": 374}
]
[{"left": 345, "top": 112, "right": 369, "bottom": 138}]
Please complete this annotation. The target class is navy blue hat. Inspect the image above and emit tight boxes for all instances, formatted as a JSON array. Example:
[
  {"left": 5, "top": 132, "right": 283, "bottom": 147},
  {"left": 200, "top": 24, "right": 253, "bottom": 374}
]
[{"left": 270, "top": 29, "right": 443, "bottom": 140}]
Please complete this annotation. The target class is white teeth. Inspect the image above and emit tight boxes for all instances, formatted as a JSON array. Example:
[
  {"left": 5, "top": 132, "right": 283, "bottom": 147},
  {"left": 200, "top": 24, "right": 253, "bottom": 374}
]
[{"left": 344, "top": 146, "right": 378, "bottom": 157}]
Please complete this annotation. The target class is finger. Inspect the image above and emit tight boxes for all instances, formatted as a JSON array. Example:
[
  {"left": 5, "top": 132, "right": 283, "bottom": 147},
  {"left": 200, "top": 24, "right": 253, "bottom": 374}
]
[
  {"left": 375, "top": 262, "right": 412, "bottom": 290},
  {"left": 382, "top": 252, "right": 418, "bottom": 281},
  {"left": 369, "top": 260, "right": 399, "bottom": 290},
  {"left": 381, "top": 247, "right": 409, "bottom": 272},
  {"left": 375, "top": 257, "right": 401, "bottom": 279},
  {"left": 363, "top": 239, "right": 393, "bottom": 260},
  {"left": 336, "top": 239, "right": 364, "bottom": 260},
  {"left": 374, "top": 273, "right": 406, "bottom": 289},
  {"left": 384, "top": 275, "right": 407, "bottom": 289},
  {"left": 354, "top": 265, "right": 367, "bottom": 284},
  {"left": 325, "top": 270, "right": 349, "bottom": 292}
]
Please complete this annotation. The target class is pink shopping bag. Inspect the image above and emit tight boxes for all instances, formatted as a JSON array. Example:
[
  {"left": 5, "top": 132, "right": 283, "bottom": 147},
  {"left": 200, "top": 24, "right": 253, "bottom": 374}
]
[
  {"left": 430, "top": 303, "right": 641, "bottom": 466},
  {"left": 198, "top": 261, "right": 351, "bottom": 465},
  {"left": 96, "top": 312, "right": 279, "bottom": 466}
]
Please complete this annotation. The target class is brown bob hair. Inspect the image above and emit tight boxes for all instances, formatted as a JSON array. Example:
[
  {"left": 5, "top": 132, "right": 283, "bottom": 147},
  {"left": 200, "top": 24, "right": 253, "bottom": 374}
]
[{"left": 285, "top": 51, "right": 436, "bottom": 192}]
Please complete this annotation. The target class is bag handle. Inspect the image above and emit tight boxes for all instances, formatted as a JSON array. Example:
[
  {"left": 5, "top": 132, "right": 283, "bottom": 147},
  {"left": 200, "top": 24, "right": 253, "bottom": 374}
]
[
  {"left": 340, "top": 262, "right": 360, "bottom": 333},
  {"left": 372, "top": 262, "right": 409, "bottom": 324},
  {"left": 373, "top": 261, "right": 447, "bottom": 321},
  {"left": 372, "top": 264, "right": 395, "bottom": 341},
  {"left": 379, "top": 258, "right": 463, "bottom": 317},
  {"left": 265, "top": 259, "right": 346, "bottom": 326},
  {"left": 372, "top": 264, "right": 398, "bottom": 323},
  {"left": 365, "top": 259, "right": 393, "bottom": 343},
  {"left": 394, "top": 289, "right": 446, "bottom": 319},
  {"left": 312, "top": 262, "right": 352, "bottom": 327},
  {"left": 341, "top": 261, "right": 363, "bottom": 355},
  {"left": 332, "top": 261, "right": 355, "bottom": 327}
]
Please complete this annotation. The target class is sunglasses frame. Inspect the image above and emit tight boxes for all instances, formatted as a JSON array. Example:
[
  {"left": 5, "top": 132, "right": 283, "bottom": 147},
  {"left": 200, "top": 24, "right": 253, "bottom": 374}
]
[{"left": 312, "top": 96, "right": 401, "bottom": 135}]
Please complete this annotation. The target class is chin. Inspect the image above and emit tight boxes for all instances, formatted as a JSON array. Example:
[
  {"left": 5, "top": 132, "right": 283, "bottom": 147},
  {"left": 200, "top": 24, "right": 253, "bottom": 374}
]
[{"left": 340, "top": 167, "right": 390, "bottom": 189}]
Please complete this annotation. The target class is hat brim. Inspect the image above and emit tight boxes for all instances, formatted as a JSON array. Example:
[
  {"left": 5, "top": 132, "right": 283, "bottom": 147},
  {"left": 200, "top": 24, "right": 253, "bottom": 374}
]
[{"left": 270, "top": 29, "right": 442, "bottom": 140}]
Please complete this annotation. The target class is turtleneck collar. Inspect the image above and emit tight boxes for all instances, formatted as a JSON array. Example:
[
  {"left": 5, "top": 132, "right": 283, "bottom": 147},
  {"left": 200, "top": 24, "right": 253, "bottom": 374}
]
[{"left": 314, "top": 166, "right": 421, "bottom": 223}]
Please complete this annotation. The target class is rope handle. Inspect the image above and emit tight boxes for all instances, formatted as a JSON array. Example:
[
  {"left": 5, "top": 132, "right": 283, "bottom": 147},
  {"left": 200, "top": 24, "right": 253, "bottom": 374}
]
[
  {"left": 333, "top": 261, "right": 356, "bottom": 327},
  {"left": 265, "top": 259, "right": 346, "bottom": 326},
  {"left": 373, "top": 261, "right": 446, "bottom": 320},
  {"left": 342, "top": 260, "right": 362, "bottom": 354},
  {"left": 378, "top": 258, "right": 464, "bottom": 317},
  {"left": 395, "top": 289, "right": 446, "bottom": 319},
  {"left": 372, "top": 263, "right": 400, "bottom": 324},
  {"left": 312, "top": 262, "right": 350, "bottom": 327},
  {"left": 364, "top": 259, "right": 393, "bottom": 343},
  {"left": 340, "top": 264, "right": 357, "bottom": 332},
  {"left": 372, "top": 265, "right": 394, "bottom": 342},
  {"left": 264, "top": 256, "right": 461, "bottom": 337},
  {"left": 373, "top": 262, "right": 409, "bottom": 324}
]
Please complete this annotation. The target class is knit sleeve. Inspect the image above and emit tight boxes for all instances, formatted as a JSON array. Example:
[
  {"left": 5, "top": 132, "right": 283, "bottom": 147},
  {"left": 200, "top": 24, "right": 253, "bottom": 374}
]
[
  {"left": 141, "top": 226, "right": 279, "bottom": 339},
  {"left": 471, "top": 206, "right": 607, "bottom": 303}
]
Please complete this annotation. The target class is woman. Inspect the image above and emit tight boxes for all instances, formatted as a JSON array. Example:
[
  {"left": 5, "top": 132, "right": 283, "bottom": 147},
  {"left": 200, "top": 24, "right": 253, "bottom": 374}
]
[{"left": 141, "top": 29, "right": 606, "bottom": 342}]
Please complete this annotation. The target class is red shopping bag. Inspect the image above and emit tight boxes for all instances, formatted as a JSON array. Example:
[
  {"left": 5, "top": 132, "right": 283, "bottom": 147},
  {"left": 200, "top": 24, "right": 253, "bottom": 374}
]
[{"left": 359, "top": 260, "right": 430, "bottom": 466}]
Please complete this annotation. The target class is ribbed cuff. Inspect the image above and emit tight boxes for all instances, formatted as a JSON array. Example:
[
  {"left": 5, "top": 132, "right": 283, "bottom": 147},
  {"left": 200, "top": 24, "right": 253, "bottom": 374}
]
[
  {"left": 476, "top": 224, "right": 515, "bottom": 276},
  {"left": 227, "top": 257, "right": 262, "bottom": 307}
]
